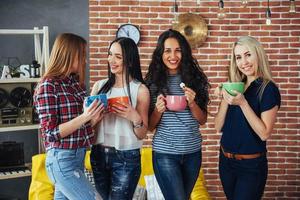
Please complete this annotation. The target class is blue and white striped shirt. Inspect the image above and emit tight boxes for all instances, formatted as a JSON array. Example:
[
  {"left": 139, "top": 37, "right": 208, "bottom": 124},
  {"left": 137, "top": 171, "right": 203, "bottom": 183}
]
[{"left": 149, "top": 74, "right": 202, "bottom": 154}]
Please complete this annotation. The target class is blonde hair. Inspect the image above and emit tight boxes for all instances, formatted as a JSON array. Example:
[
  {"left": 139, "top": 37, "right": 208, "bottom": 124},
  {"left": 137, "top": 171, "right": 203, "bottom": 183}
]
[
  {"left": 229, "top": 36, "right": 273, "bottom": 99},
  {"left": 42, "top": 33, "right": 87, "bottom": 86}
]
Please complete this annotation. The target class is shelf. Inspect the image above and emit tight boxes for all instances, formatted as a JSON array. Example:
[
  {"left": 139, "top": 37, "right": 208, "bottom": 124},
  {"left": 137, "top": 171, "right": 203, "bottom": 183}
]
[
  {"left": 0, "top": 124, "right": 39, "bottom": 133},
  {"left": 0, "top": 78, "right": 40, "bottom": 83},
  {"left": 0, "top": 29, "right": 44, "bottom": 35}
]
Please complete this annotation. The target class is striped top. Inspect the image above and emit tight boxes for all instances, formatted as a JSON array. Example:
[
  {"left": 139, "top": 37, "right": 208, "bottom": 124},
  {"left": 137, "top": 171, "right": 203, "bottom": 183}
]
[{"left": 149, "top": 74, "right": 202, "bottom": 154}]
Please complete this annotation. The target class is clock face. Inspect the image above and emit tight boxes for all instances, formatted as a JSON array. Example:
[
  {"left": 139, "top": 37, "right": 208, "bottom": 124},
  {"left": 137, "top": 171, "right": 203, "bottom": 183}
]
[{"left": 116, "top": 24, "right": 141, "bottom": 45}]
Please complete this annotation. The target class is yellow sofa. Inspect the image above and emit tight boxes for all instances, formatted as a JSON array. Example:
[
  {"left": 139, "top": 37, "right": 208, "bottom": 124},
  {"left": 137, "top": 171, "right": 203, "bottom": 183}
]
[{"left": 29, "top": 148, "right": 211, "bottom": 200}]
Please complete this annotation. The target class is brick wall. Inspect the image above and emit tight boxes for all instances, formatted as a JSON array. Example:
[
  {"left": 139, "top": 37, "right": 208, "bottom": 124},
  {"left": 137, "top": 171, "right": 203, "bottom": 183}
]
[{"left": 89, "top": 0, "right": 300, "bottom": 199}]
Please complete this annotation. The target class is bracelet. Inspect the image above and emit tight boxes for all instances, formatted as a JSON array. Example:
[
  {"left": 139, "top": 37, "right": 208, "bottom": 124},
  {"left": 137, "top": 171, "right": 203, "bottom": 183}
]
[{"left": 133, "top": 121, "right": 143, "bottom": 129}]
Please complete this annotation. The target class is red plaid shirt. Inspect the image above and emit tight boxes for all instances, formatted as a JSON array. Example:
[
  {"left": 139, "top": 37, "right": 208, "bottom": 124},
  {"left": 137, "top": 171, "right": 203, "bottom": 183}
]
[{"left": 34, "top": 74, "right": 94, "bottom": 151}]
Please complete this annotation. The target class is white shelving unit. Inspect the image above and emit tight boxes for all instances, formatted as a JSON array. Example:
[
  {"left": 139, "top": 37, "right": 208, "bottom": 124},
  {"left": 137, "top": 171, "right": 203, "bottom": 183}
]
[
  {"left": 0, "top": 26, "right": 49, "bottom": 75},
  {"left": 0, "top": 27, "right": 49, "bottom": 180}
]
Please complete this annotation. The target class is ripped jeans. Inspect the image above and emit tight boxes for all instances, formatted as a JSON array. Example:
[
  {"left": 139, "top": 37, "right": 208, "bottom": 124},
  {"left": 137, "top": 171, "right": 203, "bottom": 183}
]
[
  {"left": 90, "top": 144, "right": 141, "bottom": 200},
  {"left": 46, "top": 148, "right": 102, "bottom": 200}
]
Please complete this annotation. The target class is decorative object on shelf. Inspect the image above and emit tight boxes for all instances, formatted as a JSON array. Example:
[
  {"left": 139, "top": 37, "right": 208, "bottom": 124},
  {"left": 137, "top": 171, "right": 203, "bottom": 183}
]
[
  {"left": 173, "top": 13, "right": 208, "bottom": 48},
  {"left": 116, "top": 23, "right": 141, "bottom": 45},
  {"left": 0, "top": 83, "right": 34, "bottom": 127},
  {"left": 30, "top": 60, "right": 41, "bottom": 78},
  {"left": 1, "top": 65, "right": 12, "bottom": 79},
  {"left": 0, "top": 141, "right": 25, "bottom": 168},
  {"left": 265, "top": 0, "right": 272, "bottom": 25},
  {"left": 217, "top": 0, "right": 226, "bottom": 19},
  {"left": 0, "top": 88, "right": 9, "bottom": 108},
  {"left": 10, "top": 87, "right": 31, "bottom": 108},
  {"left": 289, "top": 0, "right": 296, "bottom": 13}
]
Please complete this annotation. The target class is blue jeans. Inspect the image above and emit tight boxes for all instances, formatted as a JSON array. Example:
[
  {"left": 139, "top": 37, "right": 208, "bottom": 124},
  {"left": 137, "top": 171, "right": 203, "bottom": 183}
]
[
  {"left": 46, "top": 148, "right": 101, "bottom": 200},
  {"left": 219, "top": 149, "right": 268, "bottom": 200},
  {"left": 152, "top": 150, "right": 202, "bottom": 200},
  {"left": 90, "top": 144, "right": 141, "bottom": 200}
]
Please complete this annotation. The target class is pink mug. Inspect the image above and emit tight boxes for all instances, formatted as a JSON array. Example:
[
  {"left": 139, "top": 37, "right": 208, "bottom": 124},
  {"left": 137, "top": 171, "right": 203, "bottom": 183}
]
[{"left": 165, "top": 95, "right": 187, "bottom": 111}]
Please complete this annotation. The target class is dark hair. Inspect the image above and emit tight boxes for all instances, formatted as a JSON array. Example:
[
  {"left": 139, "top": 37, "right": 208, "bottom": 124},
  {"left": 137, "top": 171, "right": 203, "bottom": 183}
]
[
  {"left": 145, "top": 29, "right": 210, "bottom": 112},
  {"left": 98, "top": 37, "right": 144, "bottom": 104}
]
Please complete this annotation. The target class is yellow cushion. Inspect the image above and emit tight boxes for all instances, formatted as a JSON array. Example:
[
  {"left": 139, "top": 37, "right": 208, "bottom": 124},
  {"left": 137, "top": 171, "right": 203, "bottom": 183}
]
[
  {"left": 29, "top": 151, "right": 93, "bottom": 200},
  {"left": 138, "top": 147, "right": 211, "bottom": 199},
  {"left": 190, "top": 169, "right": 211, "bottom": 200},
  {"left": 138, "top": 147, "right": 154, "bottom": 187},
  {"left": 84, "top": 150, "right": 92, "bottom": 171},
  {"left": 28, "top": 154, "right": 54, "bottom": 200}
]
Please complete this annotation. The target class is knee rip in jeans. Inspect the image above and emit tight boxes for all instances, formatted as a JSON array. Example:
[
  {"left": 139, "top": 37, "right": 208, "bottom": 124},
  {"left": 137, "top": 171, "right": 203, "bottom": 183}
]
[
  {"left": 73, "top": 170, "right": 81, "bottom": 178},
  {"left": 112, "top": 185, "right": 129, "bottom": 196}
]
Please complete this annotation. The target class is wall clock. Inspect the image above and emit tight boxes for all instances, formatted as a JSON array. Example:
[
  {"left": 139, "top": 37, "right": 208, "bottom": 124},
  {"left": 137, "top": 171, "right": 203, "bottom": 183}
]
[{"left": 116, "top": 24, "right": 141, "bottom": 45}]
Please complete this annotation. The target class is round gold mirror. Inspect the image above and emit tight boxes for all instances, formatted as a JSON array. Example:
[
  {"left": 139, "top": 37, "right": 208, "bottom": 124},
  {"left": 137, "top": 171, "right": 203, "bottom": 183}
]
[{"left": 173, "top": 13, "right": 208, "bottom": 48}]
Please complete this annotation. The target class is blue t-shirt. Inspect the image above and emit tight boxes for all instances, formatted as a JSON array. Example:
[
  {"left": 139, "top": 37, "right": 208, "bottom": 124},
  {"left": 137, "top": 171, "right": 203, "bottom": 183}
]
[
  {"left": 221, "top": 78, "right": 281, "bottom": 154},
  {"left": 149, "top": 74, "right": 202, "bottom": 154}
]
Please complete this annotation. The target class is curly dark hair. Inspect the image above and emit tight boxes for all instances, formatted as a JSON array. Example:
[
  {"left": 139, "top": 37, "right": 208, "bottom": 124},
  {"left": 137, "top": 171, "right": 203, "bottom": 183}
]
[
  {"left": 98, "top": 37, "right": 144, "bottom": 104},
  {"left": 145, "top": 29, "right": 210, "bottom": 112}
]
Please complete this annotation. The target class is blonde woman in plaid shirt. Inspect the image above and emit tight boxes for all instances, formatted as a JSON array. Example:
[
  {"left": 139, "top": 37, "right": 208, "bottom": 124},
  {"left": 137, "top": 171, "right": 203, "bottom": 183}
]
[{"left": 34, "top": 33, "right": 103, "bottom": 200}]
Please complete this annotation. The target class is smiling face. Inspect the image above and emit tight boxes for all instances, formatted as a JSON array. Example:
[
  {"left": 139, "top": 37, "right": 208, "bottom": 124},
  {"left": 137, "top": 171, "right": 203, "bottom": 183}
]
[
  {"left": 108, "top": 42, "right": 124, "bottom": 75},
  {"left": 162, "top": 37, "right": 182, "bottom": 74},
  {"left": 234, "top": 44, "right": 258, "bottom": 79}
]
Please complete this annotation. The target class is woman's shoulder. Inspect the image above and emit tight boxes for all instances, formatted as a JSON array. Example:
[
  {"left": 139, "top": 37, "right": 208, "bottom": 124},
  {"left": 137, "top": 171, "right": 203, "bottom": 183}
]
[
  {"left": 91, "top": 78, "right": 108, "bottom": 95},
  {"left": 137, "top": 83, "right": 150, "bottom": 96},
  {"left": 265, "top": 80, "right": 280, "bottom": 95},
  {"left": 95, "top": 78, "right": 109, "bottom": 85}
]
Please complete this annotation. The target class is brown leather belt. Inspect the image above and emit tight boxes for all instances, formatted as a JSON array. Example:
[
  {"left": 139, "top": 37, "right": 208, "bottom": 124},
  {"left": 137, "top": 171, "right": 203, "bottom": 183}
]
[{"left": 221, "top": 146, "right": 264, "bottom": 160}]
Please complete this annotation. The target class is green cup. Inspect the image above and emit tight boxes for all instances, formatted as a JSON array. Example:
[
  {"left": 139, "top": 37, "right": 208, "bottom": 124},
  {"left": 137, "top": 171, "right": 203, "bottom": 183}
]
[{"left": 222, "top": 82, "right": 245, "bottom": 96}]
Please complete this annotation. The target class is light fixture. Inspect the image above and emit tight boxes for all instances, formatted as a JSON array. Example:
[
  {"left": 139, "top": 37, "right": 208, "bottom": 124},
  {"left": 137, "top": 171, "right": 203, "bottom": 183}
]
[
  {"left": 217, "top": 0, "right": 226, "bottom": 19},
  {"left": 172, "top": 0, "right": 179, "bottom": 25},
  {"left": 265, "top": 0, "right": 271, "bottom": 25},
  {"left": 241, "top": 0, "right": 248, "bottom": 8},
  {"left": 289, "top": 0, "right": 296, "bottom": 13}
]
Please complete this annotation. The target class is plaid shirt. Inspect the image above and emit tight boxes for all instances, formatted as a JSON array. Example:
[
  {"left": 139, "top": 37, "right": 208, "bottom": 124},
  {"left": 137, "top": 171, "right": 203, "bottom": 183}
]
[{"left": 34, "top": 74, "right": 94, "bottom": 151}]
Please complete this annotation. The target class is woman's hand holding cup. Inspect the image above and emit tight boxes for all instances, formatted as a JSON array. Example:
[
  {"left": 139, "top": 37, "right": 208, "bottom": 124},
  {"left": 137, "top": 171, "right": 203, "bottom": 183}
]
[{"left": 155, "top": 94, "right": 166, "bottom": 113}]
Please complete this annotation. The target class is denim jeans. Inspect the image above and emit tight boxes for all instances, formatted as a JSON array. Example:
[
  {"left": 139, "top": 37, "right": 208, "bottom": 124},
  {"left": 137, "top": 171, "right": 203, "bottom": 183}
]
[
  {"left": 152, "top": 150, "right": 202, "bottom": 200},
  {"left": 219, "top": 150, "right": 268, "bottom": 200},
  {"left": 90, "top": 144, "right": 141, "bottom": 200},
  {"left": 46, "top": 148, "right": 101, "bottom": 200}
]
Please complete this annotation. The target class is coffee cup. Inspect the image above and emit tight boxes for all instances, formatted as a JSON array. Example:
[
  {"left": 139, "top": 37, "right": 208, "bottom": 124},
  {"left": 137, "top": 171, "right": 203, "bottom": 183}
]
[
  {"left": 222, "top": 82, "right": 245, "bottom": 96},
  {"left": 108, "top": 96, "right": 130, "bottom": 112},
  {"left": 165, "top": 95, "right": 187, "bottom": 111},
  {"left": 85, "top": 94, "right": 108, "bottom": 107}
]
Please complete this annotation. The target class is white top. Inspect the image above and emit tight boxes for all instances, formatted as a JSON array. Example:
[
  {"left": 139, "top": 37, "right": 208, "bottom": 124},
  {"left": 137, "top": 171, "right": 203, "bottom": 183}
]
[{"left": 92, "top": 79, "right": 143, "bottom": 150}]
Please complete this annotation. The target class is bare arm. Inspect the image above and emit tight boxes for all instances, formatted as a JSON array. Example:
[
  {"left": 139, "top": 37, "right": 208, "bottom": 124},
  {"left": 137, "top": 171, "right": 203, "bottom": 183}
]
[
  {"left": 132, "top": 84, "right": 150, "bottom": 139},
  {"left": 148, "top": 94, "right": 165, "bottom": 131},
  {"left": 111, "top": 84, "right": 150, "bottom": 139},
  {"left": 59, "top": 100, "right": 105, "bottom": 138},
  {"left": 184, "top": 86, "right": 207, "bottom": 125},
  {"left": 188, "top": 102, "right": 207, "bottom": 125},
  {"left": 239, "top": 101, "right": 278, "bottom": 141},
  {"left": 223, "top": 90, "right": 278, "bottom": 141}
]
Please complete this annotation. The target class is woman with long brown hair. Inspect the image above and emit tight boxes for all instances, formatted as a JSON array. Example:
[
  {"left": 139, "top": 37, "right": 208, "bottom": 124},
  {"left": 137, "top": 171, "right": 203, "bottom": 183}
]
[{"left": 34, "top": 33, "right": 103, "bottom": 200}]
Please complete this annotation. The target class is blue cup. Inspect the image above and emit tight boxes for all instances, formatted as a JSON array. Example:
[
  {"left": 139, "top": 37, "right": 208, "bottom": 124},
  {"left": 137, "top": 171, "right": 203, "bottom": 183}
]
[{"left": 85, "top": 94, "right": 108, "bottom": 108}]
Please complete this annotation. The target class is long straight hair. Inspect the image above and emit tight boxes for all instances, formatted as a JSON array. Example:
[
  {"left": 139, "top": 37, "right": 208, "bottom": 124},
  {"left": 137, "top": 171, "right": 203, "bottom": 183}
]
[
  {"left": 42, "top": 33, "right": 87, "bottom": 86},
  {"left": 229, "top": 36, "right": 273, "bottom": 99},
  {"left": 98, "top": 37, "right": 144, "bottom": 104}
]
